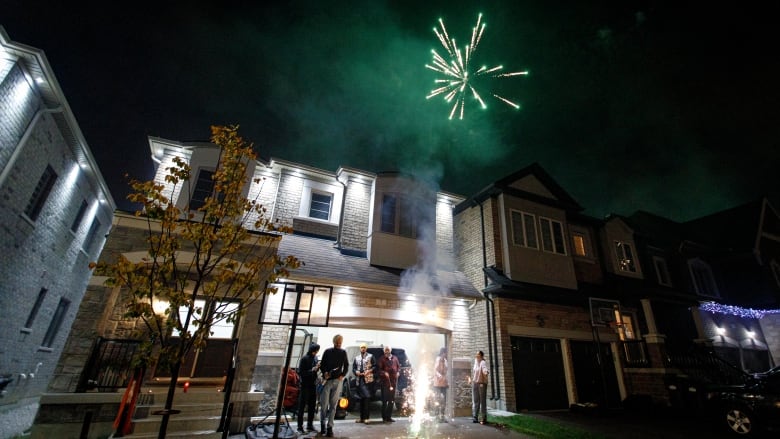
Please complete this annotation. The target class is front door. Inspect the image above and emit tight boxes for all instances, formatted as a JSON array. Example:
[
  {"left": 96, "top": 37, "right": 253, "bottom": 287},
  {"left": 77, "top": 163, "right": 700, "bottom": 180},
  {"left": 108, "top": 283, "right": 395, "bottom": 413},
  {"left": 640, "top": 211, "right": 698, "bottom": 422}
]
[
  {"left": 511, "top": 336, "right": 568, "bottom": 410},
  {"left": 570, "top": 340, "right": 621, "bottom": 408},
  {"left": 154, "top": 299, "right": 238, "bottom": 379}
]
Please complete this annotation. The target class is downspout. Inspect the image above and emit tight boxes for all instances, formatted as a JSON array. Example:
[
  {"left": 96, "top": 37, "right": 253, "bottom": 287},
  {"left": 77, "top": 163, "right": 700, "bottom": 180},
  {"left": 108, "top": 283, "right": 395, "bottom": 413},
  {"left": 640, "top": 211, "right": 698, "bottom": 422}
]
[
  {"left": 477, "top": 200, "right": 499, "bottom": 400},
  {"left": 335, "top": 173, "right": 348, "bottom": 250},
  {"left": 0, "top": 106, "right": 63, "bottom": 188}
]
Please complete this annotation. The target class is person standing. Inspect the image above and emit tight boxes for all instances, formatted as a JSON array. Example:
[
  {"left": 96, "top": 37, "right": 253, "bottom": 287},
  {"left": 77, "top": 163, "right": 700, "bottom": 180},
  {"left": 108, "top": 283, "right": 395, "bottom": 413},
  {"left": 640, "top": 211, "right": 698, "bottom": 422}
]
[
  {"left": 433, "top": 347, "right": 449, "bottom": 422},
  {"left": 318, "top": 334, "right": 349, "bottom": 437},
  {"left": 378, "top": 345, "right": 400, "bottom": 423},
  {"left": 296, "top": 343, "right": 320, "bottom": 434},
  {"left": 352, "top": 343, "right": 375, "bottom": 423},
  {"left": 471, "top": 350, "right": 490, "bottom": 424}
]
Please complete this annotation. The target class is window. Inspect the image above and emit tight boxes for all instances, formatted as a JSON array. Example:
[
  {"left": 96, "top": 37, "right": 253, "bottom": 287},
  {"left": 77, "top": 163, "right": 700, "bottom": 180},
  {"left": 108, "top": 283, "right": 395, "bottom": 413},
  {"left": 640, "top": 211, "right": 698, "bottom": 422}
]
[
  {"left": 83, "top": 218, "right": 101, "bottom": 253},
  {"left": 308, "top": 191, "right": 333, "bottom": 221},
  {"left": 572, "top": 233, "right": 587, "bottom": 257},
  {"left": 380, "top": 194, "right": 417, "bottom": 238},
  {"left": 25, "top": 288, "right": 47, "bottom": 329},
  {"left": 540, "top": 217, "right": 566, "bottom": 254},
  {"left": 619, "top": 313, "right": 636, "bottom": 340},
  {"left": 615, "top": 241, "right": 636, "bottom": 272},
  {"left": 510, "top": 210, "right": 538, "bottom": 249},
  {"left": 25, "top": 165, "right": 58, "bottom": 221},
  {"left": 70, "top": 200, "right": 88, "bottom": 232},
  {"left": 653, "top": 256, "right": 672, "bottom": 287},
  {"left": 689, "top": 258, "right": 719, "bottom": 297},
  {"left": 41, "top": 298, "right": 70, "bottom": 348},
  {"left": 189, "top": 168, "right": 216, "bottom": 210}
]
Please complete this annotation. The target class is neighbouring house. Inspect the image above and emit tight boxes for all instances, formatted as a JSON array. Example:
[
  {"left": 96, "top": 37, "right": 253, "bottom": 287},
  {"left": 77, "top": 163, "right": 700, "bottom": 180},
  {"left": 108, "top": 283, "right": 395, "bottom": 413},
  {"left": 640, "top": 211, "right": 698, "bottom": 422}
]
[
  {"left": 453, "top": 163, "right": 780, "bottom": 413},
  {"left": 0, "top": 27, "right": 115, "bottom": 438}
]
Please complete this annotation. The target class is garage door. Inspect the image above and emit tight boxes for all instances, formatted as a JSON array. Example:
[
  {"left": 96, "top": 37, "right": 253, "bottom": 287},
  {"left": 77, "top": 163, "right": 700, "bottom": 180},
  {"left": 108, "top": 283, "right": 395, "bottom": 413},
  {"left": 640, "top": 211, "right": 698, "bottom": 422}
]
[{"left": 511, "top": 336, "right": 568, "bottom": 410}]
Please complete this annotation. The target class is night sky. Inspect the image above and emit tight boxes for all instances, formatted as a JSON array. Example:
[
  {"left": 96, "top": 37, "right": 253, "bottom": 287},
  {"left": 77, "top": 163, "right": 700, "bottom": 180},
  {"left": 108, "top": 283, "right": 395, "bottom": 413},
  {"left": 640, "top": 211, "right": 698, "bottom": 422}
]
[{"left": 2, "top": 1, "right": 778, "bottom": 221}]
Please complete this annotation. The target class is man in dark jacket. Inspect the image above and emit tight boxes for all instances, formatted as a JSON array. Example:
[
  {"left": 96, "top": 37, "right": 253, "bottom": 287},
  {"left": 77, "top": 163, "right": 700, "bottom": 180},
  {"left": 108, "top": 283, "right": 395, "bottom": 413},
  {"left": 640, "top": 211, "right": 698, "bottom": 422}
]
[
  {"left": 378, "top": 345, "right": 400, "bottom": 423},
  {"left": 318, "top": 334, "right": 349, "bottom": 437},
  {"left": 296, "top": 343, "right": 320, "bottom": 433}
]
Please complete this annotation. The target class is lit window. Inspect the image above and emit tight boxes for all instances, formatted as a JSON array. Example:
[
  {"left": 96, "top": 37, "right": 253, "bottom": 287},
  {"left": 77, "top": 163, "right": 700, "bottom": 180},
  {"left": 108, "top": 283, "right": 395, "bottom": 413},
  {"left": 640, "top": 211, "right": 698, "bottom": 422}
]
[
  {"left": 572, "top": 233, "right": 587, "bottom": 257},
  {"left": 25, "top": 165, "right": 58, "bottom": 221},
  {"left": 615, "top": 241, "right": 636, "bottom": 272},
  {"left": 619, "top": 313, "right": 636, "bottom": 340},
  {"left": 309, "top": 191, "right": 333, "bottom": 221},
  {"left": 653, "top": 256, "right": 672, "bottom": 287},
  {"left": 540, "top": 217, "right": 566, "bottom": 255},
  {"left": 41, "top": 298, "right": 70, "bottom": 348},
  {"left": 510, "top": 210, "right": 538, "bottom": 249}
]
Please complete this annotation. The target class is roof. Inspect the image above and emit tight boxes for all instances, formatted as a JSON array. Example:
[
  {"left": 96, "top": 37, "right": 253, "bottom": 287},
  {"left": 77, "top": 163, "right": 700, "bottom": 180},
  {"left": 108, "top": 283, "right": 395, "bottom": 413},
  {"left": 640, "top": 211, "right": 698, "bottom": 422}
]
[
  {"left": 454, "top": 162, "right": 583, "bottom": 214},
  {"left": 276, "top": 233, "right": 482, "bottom": 299}
]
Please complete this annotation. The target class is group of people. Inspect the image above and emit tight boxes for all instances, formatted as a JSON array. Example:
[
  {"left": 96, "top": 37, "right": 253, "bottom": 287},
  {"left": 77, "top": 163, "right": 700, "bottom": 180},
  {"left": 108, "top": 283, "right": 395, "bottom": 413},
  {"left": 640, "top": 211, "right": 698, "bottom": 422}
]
[{"left": 291, "top": 334, "right": 491, "bottom": 437}]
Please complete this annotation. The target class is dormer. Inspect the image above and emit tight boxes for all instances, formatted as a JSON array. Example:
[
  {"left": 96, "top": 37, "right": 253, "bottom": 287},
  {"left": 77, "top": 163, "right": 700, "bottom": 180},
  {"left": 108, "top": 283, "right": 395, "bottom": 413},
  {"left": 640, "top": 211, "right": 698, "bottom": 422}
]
[{"left": 366, "top": 173, "right": 437, "bottom": 270}]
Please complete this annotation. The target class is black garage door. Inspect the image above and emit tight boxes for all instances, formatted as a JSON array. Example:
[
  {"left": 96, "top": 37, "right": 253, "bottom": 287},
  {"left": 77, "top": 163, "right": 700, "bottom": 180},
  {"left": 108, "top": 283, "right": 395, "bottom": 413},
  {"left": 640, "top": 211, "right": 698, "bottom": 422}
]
[{"left": 511, "top": 336, "right": 568, "bottom": 410}]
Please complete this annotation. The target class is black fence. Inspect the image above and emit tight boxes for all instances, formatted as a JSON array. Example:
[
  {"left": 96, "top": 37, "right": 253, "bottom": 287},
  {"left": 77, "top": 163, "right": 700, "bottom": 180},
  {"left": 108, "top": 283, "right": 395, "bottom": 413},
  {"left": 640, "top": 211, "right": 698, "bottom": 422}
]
[
  {"left": 77, "top": 337, "right": 141, "bottom": 392},
  {"left": 619, "top": 340, "right": 650, "bottom": 368}
]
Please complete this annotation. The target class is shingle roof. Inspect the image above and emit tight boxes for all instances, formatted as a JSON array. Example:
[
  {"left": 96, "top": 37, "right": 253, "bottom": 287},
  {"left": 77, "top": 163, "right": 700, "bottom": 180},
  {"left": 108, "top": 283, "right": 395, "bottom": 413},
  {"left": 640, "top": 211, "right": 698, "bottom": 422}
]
[{"left": 277, "top": 234, "right": 482, "bottom": 298}]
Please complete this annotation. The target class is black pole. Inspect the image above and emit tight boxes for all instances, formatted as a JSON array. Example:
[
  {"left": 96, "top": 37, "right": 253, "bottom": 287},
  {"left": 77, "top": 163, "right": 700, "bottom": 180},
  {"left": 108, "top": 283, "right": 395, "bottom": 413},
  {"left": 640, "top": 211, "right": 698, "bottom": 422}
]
[
  {"left": 592, "top": 325, "right": 609, "bottom": 410},
  {"left": 218, "top": 338, "right": 238, "bottom": 432},
  {"left": 273, "top": 283, "right": 303, "bottom": 438},
  {"left": 220, "top": 403, "right": 234, "bottom": 439},
  {"left": 79, "top": 411, "right": 92, "bottom": 439}
]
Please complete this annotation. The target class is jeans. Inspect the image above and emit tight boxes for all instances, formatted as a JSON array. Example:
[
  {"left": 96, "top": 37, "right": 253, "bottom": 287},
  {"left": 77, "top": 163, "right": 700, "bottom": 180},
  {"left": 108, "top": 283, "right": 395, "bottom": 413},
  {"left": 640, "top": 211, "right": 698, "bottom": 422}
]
[
  {"left": 434, "top": 386, "right": 447, "bottom": 417},
  {"left": 356, "top": 381, "right": 372, "bottom": 420},
  {"left": 319, "top": 378, "right": 343, "bottom": 429},
  {"left": 472, "top": 382, "right": 487, "bottom": 421}
]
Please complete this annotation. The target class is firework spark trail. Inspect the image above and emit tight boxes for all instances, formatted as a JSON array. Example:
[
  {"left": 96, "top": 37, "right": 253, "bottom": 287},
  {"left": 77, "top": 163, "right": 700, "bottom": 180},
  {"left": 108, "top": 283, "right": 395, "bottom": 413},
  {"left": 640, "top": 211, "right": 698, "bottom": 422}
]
[{"left": 425, "top": 13, "right": 528, "bottom": 119}]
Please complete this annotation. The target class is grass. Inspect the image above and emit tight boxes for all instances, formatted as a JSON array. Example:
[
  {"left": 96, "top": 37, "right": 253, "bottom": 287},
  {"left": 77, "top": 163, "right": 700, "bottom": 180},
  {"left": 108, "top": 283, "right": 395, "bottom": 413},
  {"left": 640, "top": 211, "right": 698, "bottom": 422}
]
[{"left": 488, "top": 414, "right": 609, "bottom": 439}]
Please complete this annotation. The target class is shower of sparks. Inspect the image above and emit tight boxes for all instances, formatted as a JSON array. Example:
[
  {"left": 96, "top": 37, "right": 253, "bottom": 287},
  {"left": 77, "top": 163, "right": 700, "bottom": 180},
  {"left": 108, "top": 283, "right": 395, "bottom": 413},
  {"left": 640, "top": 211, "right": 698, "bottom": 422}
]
[{"left": 425, "top": 13, "right": 528, "bottom": 120}]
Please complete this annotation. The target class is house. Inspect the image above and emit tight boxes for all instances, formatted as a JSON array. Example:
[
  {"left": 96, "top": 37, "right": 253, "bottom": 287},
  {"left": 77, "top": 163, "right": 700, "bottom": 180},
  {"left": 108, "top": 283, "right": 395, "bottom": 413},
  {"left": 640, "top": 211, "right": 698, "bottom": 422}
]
[
  {"left": 453, "top": 163, "right": 780, "bottom": 413},
  {"left": 33, "top": 136, "right": 482, "bottom": 438},
  {"left": 0, "top": 27, "right": 115, "bottom": 438}
]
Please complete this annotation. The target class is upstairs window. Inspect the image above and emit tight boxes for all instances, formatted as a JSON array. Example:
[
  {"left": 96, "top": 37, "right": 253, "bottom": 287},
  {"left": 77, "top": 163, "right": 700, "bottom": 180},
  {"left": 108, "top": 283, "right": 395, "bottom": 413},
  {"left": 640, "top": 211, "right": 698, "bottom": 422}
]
[
  {"left": 572, "top": 232, "right": 588, "bottom": 257},
  {"left": 540, "top": 217, "right": 566, "bottom": 255},
  {"left": 83, "top": 218, "right": 101, "bottom": 253},
  {"left": 615, "top": 241, "right": 636, "bottom": 272},
  {"left": 25, "top": 165, "right": 58, "bottom": 221},
  {"left": 653, "top": 256, "right": 672, "bottom": 287},
  {"left": 380, "top": 194, "right": 417, "bottom": 238},
  {"left": 308, "top": 191, "right": 333, "bottom": 221},
  {"left": 41, "top": 298, "right": 70, "bottom": 348},
  {"left": 189, "top": 168, "right": 216, "bottom": 210},
  {"left": 510, "top": 210, "right": 538, "bottom": 249},
  {"left": 689, "top": 258, "right": 719, "bottom": 297},
  {"left": 70, "top": 200, "right": 88, "bottom": 232}
]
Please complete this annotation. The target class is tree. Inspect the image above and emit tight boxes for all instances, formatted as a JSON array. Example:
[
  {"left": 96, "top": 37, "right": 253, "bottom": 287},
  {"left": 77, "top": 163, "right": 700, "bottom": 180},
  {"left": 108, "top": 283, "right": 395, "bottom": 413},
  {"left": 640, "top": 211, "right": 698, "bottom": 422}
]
[{"left": 91, "top": 125, "right": 300, "bottom": 438}]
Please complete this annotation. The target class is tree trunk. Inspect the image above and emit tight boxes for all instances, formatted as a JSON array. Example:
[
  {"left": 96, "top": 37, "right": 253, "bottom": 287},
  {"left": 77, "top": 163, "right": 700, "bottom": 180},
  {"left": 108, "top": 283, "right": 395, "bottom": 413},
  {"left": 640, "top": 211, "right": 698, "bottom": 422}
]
[{"left": 158, "top": 360, "right": 181, "bottom": 439}]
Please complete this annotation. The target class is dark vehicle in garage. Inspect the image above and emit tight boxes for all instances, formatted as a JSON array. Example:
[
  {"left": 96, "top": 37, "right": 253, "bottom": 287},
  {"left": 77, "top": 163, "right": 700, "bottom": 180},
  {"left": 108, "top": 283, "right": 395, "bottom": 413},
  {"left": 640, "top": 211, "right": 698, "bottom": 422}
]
[
  {"left": 706, "top": 365, "right": 780, "bottom": 436},
  {"left": 344, "top": 347, "right": 413, "bottom": 414}
]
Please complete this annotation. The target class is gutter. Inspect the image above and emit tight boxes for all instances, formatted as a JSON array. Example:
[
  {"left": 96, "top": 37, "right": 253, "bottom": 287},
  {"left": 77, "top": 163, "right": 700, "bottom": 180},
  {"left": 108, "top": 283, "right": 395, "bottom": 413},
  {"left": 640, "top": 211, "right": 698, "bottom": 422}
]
[{"left": 477, "top": 200, "right": 500, "bottom": 400}]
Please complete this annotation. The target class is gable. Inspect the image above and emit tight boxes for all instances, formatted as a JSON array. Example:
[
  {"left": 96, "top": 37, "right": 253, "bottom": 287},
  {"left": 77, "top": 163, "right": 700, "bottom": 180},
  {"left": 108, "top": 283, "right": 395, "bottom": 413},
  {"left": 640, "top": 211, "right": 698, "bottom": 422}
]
[{"left": 507, "top": 174, "right": 557, "bottom": 201}]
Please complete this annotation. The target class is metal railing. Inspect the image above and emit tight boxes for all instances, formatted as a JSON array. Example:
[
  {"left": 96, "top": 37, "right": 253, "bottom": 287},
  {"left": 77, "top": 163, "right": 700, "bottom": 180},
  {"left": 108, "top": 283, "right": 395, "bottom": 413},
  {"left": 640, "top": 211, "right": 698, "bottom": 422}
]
[
  {"left": 619, "top": 340, "right": 650, "bottom": 368},
  {"left": 77, "top": 337, "right": 141, "bottom": 392}
]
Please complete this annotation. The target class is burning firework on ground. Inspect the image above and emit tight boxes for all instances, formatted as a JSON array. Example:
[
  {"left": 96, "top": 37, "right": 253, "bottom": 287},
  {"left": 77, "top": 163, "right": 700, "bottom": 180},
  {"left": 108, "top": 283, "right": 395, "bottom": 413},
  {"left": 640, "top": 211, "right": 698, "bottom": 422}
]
[{"left": 425, "top": 13, "right": 528, "bottom": 120}]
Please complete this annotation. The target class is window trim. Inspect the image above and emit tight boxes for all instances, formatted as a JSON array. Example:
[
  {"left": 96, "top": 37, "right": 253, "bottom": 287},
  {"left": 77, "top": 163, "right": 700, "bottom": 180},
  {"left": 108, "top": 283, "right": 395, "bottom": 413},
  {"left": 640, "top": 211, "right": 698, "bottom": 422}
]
[
  {"left": 510, "top": 210, "right": 539, "bottom": 249},
  {"left": 70, "top": 200, "right": 88, "bottom": 232},
  {"left": 25, "top": 288, "right": 48, "bottom": 329},
  {"left": 380, "top": 193, "right": 418, "bottom": 239},
  {"left": 539, "top": 216, "right": 567, "bottom": 255},
  {"left": 653, "top": 255, "right": 673, "bottom": 287},
  {"left": 688, "top": 258, "right": 720, "bottom": 297},
  {"left": 614, "top": 240, "right": 637, "bottom": 273},
  {"left": 25, "top": 165, "right": 58, "bottom": 221},
  {"left": 308, "top": 190, "right": 333, "bottom": 221},
  {"left": 41, "top": 298, "right": 70, "bottom": 348},
  {"left": 189, "top": 168, "right": 217, "bottom": 210}
]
